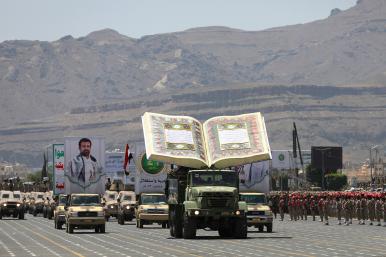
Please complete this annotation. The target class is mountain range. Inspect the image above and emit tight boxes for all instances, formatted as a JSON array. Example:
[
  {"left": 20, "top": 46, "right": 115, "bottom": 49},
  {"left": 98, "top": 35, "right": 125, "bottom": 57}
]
[{"left": 0, "top": 0, "right": 385, "bottom": 167}]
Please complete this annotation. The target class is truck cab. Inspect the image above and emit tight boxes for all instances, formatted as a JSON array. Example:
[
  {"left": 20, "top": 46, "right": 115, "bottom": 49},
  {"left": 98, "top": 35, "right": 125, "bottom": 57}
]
[
  {"left": 29, "top": 192, "right": 45, "bottom": 216},
  {"left": 167, "top": 169, "right": 247, "bottom": 239},
  {"left": 102, "top": 190, "right": 119, "bottom": 221},
  {"left": 117, "top": 191, "right": 136, "bottom": 225},
  {"left": 0, "top": 190, "right": 24, "bottom": 219},
  {"left": 65, "top": 193, "right": 105, "bottom": 233},
  {"left": 135, "top": 193, "right": 169, "bottom": 228},
  {"left": 240, "top": 192, "right": 273, "bottom": 232},
  {"left": 54, "top": 194, "right": 67, "bottom": 229}
]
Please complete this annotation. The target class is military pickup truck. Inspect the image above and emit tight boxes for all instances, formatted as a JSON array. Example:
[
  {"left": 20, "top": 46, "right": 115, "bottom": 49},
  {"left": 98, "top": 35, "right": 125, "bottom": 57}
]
[
  {"left": 54, "top": 194, "right": 67, "bottom": 229},
  {"left": 29, "top": 192, "right": 45, "bottom": 216},
  {"left": 0, "top": 190, "right": 24, "bottom": 219},
  {"left": 240, "top": 192, "right": 273, "bottom": 232},
  {"left": 65, "top": 193, "right": 106, "bottom": 233},
  {"left": 117, "top": 191, "right": 136, "bottom": 225},
  {"left": 166, "top": 169, "right": 247, "bottom": 239},
  {"left": 102, "top": 190, "right": 119, "bottom": 221},
  {"left": 135, "top": 193, "right": 169, "bottom": 228}
]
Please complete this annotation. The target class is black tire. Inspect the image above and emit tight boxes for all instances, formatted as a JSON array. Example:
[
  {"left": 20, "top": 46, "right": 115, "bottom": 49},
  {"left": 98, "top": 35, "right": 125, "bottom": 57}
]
[
  {"left": 48, "top": 210, "right": 53, "bottom": 220},
  {"left": 43, "top": 209, "right": 47, "bottom": 218},
  {"left": 162, "top": 222, "right": 167, "bottom": 229},
  {"left": 95, "top": 226, "right": 100, "bottom": 233},
  {"left": 105, "top": 215, "right": 110, "bottom": 221},
  {"left": 69, "top": 224, "right": 74, "bottom": 234},
  {"left": 266, "top": 223, "right": 273, "bottom": 233},
  {"left": 13, "top": 213, "right": 18, "bottom": 218},
  {"left": 58, "top": 223, "right": 62, "bottom": 230},
  {"left": 118, "top": 214, "right": 124, "bottom": 225},
  {"left": 100, "top": 224, "right": 106, "bottom": 233},
  {"left": 234, "top": 218, "right": 247, "bottom": 239},
  {"left": 258, "top": 225, "right": 264, "bottom": 232},
  {"left": 138, "top": 219, "right": 143, "bottom": 228},
  {"left": 66, "top": 223, "right": 69, "bottom": 233},
  {"left": 33, "top": 209, "right": 37, "bottom": 217},
  {"left": 218, "top": 227, "right": 233, "bottom": 238},
  {"left": 0, "top": 211, "right": 2, "bottom": 219},
  {"left": 18, "top": 210, "right": 24, "bottom": 220},
  {"left": 183, "top": 216, "right": 196, "bottom": 239},
  {"left": 54, "top": 219, "right": 58, "bottom": 229}
]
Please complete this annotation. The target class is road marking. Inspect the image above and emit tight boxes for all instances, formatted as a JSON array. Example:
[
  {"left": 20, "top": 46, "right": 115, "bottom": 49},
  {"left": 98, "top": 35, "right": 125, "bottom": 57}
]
[
  {"left": 0, "top": 224, "right": 37, "bottom": 256},
  {"left": 11, "top": 220, "right": 86, "bottom": 257},
  {"left": 0, "top": 238, "right": 15, "bottom": 257}
]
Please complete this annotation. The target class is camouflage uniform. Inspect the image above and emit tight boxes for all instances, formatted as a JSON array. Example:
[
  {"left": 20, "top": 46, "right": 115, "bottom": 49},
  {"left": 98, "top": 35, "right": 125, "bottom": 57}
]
[
  {"left": 336, "top": 198, "right": 342, "bottom": 225},
  {"left": 310, "top": 197, "right": 317, "bottom": 221},
  {"left": 279, "top": 198, "right": 285, "bottom": 221},
  {"left": 356, "top": 198, "right": 362, "bottom": 224},
  {"left": 360, "top": 197, "right": 367, "bottom": 225},
  {"left": 375, "top": 197, "right": 383, "bottom": 226},
  {"left": 367, "top": 197, "right": 375, "bottom": 225},
  {"left": 318, "top": 198, "right": 324, "bottom": 222},
  {"left": 323, "top": 198, "right": 330, "bottom": 225}
]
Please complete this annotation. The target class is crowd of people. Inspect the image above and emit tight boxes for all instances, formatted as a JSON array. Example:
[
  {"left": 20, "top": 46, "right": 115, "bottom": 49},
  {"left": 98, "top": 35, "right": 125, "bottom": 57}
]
[{"left": 268, "top": 191, "right": 386, "bottom": 226}]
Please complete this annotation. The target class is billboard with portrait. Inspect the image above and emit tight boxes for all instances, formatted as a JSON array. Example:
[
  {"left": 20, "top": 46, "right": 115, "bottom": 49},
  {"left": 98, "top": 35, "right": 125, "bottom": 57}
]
[{"left": 64, "top": 137, "right": 106, "bottom": 194}]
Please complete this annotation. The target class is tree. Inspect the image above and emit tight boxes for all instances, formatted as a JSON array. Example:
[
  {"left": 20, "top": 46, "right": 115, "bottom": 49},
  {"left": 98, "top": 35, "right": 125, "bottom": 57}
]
[
  {"left": 306, "top": 165, "right": 322, "bottom": 187},
  {"left": 325, "top": 173, "right": 347, "bottom": 191}
]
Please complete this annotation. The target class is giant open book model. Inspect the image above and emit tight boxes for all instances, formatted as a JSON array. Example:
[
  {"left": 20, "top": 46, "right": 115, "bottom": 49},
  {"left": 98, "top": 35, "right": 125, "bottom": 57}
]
[{"left": 142, "top": 112, "right": 271, "bottom": 169}]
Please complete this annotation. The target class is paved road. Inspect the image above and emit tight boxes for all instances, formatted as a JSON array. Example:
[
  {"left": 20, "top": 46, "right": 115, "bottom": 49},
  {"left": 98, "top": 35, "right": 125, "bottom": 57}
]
[{"left": 1, "top": 214, "right": 386, "bottom": 257}]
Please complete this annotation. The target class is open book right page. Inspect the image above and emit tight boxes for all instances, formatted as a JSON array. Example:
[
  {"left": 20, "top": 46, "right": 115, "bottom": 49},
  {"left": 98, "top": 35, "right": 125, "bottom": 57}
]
[{"left": 203, "top": 112, "right": 271, "bottom": 169}]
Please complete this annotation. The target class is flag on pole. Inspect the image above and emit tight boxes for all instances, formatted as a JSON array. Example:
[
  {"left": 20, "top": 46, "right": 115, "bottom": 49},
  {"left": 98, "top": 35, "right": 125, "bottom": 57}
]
[{"left": 123, "top": 144, "right": 133, "bottom": 175}]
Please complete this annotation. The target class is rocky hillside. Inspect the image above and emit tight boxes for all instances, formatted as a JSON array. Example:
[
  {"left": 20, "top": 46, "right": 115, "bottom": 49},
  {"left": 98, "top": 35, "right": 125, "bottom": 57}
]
[{"left": 0, "top": 0, "right": 385, "bottom": 166}]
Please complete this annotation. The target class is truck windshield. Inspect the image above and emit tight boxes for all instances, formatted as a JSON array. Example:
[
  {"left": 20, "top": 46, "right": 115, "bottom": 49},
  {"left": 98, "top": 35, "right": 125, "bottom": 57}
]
[
  {"left": 13, "top": 194, "right": 20, "bottom": 199},
  {"left": 191, "top": 172, "right": 237, "bottom": 187},
  {"left": 122, "top": 195, "right": 133, "bottom": 201},
  {"left": 2, "top": 194, "right": 10, "bottom": 199},
  {"left": 141, "top": 195, "right": 166, "bottom": 205},
  {"left": 37, "top": 194, "right": 44, "bottom": 199},
  {"left": 71, "top": 195, "right": 100, "bottom": 206},
  {"left": 59, "top": 196, "right": 67, "bottom": 205},
  {"left": 240, "top": 194, "right": 266, "bottom": 205}
]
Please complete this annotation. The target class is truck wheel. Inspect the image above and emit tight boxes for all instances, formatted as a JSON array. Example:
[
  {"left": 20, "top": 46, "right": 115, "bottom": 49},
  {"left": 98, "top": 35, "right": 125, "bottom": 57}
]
[
  {"left": 118, "top": 214, "right": 124, "bottom": 225},
  {"left": 54, "top": 219, "right": 58, "bottom": 229},
  {"left": 162, "top": 222, "right": 167, "bottom": 229},
  {"left": 218, "top": 227, "right": 233, "bottom": 238},
  {"left": 0, "top": 211, "right": 2, "bottom": 219},
  {"left": 69, "top": 224, "right": 74, "bottom": 234},
  {"left": 13, "top": 213, "right": 18, "bottom": 218},
  {"left": 100, "top": 224, "right": 106, "bottom": 233},
  {"left": 58, "top": 223, "right": 63, "bottom": 230},
  {"left": 18, "top": 210, "right": 24, "bottom": 220},
  {"left": 138, "top": 219, "right": 144, "bottom": 228},
  {"left": 258, "top": 225, "right": 264, "bottom": 232},
  {"left": 266, "top": 223, "right": 273, "bottom": 233},
  {"left": 43, "top": 209, "right": 47, "bottom": 218},
  {"left": 234, "top": 218, "right": 247, "bottom": 239},
  {"left": 183, "top": 216, "right": 196, "bottom": 239},
  {"left": 48, "top": 210, "right": 53, "bottom": 220},
  {"left": 105, "top": 215, "right": 110, "bottom": 221},
  {"left": 33, "top": 209, "right": 37, "bottom": 217}
]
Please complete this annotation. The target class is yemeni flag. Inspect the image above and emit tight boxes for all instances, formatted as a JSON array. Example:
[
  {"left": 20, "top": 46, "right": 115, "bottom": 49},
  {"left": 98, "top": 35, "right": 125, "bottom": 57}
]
[{"left": 123, "top": 144, "right": 133, "bottom": 175}]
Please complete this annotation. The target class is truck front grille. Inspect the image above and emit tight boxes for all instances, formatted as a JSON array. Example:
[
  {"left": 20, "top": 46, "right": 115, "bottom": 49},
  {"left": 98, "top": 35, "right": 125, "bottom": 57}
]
[
  {"left": 248, "top": 211, "right": 265, "bottom": 215},
  {"left": 207, "top": 198, "right": 229, "bottom": 208},
  {"left": 147, "top": 209, "right": 165, "bottom": 214},
  {"left": 78, "top": 211, "right": 97, "bottom": 217}
]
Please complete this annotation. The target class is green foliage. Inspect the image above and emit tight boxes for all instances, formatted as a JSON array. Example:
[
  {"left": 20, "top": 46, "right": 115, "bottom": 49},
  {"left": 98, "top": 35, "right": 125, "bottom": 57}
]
[
  {"left": 325, "top": 173, "right": 347, "bottom": 191},
  {"left": 26, "top": 171, "right": 41, "bottom": 183},
  {"left": 306, "top": 165, "right": 322, "bottom": 187}
]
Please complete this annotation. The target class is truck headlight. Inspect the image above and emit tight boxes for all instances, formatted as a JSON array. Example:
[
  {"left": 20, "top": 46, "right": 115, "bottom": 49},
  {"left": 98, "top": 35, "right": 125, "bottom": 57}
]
[
  {"left": 110, "top": 205, "right": 114, "bottom": 209},
  {"left": 3, "top": 203, "right": 7, "bottom": 207},
  {"left": 97, "top": 211, "right": 104, "bottom": 217},
  {"left": 235, "top": 210, "right": 241, "bottom": 215},
  {"left": 16, "top": 203, "right": 21, "bottom": 207},
  {"left": 126, "top": 206, "right": 131, "bottom": 210}
]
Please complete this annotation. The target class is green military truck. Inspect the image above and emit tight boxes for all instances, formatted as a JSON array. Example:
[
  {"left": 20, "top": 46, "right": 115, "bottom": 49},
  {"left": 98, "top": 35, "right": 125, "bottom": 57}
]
[{"left": 166, "top": 169, "right": 247, "bottom": 239}]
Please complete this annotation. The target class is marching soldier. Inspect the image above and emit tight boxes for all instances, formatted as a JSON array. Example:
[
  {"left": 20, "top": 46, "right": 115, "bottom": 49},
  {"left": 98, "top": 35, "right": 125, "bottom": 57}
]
[
  {"left": 367, "top": 195, "right": 375, "bottom": 225},
  {"left": 318, "top": 196, "right": 324, "bottom": 222},
  {"left": 383, "top": 195, "right": 386, "bottom": 227},
  {"left": 343, "top": 196, "right": 351, "bottom": 226},
  {"left": 356, "top": 196, "right": 362, "bottom": 225},
  {"left": 375, "top": 195, "right": 383, "bottom": 226},
  {"left": 310, "top": 196, "right": 317, "bottom": 221},
  {"left": 323, "top": 196, "right": 330, "bottom": 225},
  {"left": 303, "top": 196, "right": 309, "bottom": 221},
  {"left": 360, "top": 194, "right": 367, "bottom": 225},
  {"left": 279, "top": 196, "right": 285, "bottom": 221},
  {"left": 336, "top": 196, "right": 343, "bottom": 225}
]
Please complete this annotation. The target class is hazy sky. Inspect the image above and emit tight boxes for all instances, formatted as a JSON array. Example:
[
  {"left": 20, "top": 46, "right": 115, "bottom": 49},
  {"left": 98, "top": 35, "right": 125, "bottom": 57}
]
[{"left": 1, "top": 0, "right": 357, "bottom": 42}]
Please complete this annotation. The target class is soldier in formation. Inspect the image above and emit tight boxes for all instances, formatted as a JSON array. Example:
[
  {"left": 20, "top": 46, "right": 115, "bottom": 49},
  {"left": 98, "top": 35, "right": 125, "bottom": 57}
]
[{"left": 269, "top": 191, "right": 386, "bottom": 227}]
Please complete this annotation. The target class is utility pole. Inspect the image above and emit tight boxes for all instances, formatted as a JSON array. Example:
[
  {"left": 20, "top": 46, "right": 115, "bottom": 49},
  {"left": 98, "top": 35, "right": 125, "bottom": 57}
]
[{"left": 370, "top": 145, "right": 380, "bottom": 191}]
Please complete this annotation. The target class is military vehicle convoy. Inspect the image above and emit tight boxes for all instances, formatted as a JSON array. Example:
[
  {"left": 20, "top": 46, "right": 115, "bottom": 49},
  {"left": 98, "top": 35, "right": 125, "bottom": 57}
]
[
  {"left": 135, "top": 193, "right": 169, "bottom": 228},
  {"left": 0, "top": 190, "right": 24, "bottom": 219},
  {"left": 54, "top": 194, "right": 67, "bottom": 229},
  {"left": 65, "top": 193, "right": 106, "bottom": 233},
  {"left": 117, "top": 191, "right": 136, "bottom": 225},
  {"left": 240, "top": 192, "right": 273, "bottom": 232},
  {"left": 166, "top": 169, "right": 247, "bottom": 239}
]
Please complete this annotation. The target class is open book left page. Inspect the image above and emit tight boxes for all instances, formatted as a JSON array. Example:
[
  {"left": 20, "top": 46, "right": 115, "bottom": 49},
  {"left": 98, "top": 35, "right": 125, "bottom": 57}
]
[{"left": 142, "top": 112, "right": 208, "bottom": 168}]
